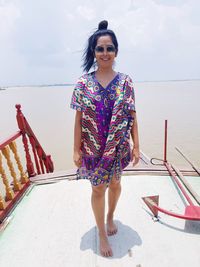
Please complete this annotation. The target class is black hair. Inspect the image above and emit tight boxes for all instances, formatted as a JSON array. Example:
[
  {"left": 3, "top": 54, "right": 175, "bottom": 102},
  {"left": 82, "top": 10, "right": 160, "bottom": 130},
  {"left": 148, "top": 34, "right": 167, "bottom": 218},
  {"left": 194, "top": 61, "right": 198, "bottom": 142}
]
[{"left": 82, "top": 20, "right": 118, "bottom": 72}]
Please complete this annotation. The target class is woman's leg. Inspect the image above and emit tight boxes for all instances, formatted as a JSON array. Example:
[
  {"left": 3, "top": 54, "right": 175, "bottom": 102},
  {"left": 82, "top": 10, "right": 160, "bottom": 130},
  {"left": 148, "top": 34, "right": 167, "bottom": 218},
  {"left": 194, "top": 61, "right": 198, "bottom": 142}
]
[
  {"left": 107, "top": 175, "right": 121, "bottom": 236},
  {"left": 91, "top": 183, "right": 113, "bottom": 257}
]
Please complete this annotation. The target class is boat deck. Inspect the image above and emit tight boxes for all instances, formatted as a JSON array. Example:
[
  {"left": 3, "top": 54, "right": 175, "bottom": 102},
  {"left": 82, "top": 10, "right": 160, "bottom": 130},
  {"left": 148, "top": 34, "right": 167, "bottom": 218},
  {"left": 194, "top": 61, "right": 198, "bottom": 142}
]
[{"left": 0, "top": 172, "right": 200, "bottom": 267}]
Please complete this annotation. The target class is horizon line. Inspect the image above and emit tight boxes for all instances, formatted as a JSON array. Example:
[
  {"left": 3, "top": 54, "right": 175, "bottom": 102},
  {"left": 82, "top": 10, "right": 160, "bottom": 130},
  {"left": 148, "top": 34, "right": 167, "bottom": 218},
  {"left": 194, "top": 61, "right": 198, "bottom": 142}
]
[{"left": 1, "top": 78, "right": 200, "bottom": 88}]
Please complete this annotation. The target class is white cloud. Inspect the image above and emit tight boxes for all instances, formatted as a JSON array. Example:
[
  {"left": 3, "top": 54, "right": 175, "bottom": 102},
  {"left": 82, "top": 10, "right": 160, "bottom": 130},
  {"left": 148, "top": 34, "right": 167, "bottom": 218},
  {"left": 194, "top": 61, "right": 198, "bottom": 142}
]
[
  {"left": 77, "top": 5, "right": 96, "bottom": 21},
  {"left": 0, "top": 1, "right": 20, "bottom": 38},
  {"left": 0, "top": 0, "right": 200, "bottom": 85}
]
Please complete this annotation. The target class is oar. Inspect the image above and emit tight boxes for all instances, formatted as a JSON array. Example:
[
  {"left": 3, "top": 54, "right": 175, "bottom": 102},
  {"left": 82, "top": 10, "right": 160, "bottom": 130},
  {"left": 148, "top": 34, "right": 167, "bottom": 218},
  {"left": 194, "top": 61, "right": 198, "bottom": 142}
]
[
  {"left": 171, "top": 164, "right": 200, "bottom": 205},
  {"left": 175, "top": 147, "right": 200, "bottom": 176}
]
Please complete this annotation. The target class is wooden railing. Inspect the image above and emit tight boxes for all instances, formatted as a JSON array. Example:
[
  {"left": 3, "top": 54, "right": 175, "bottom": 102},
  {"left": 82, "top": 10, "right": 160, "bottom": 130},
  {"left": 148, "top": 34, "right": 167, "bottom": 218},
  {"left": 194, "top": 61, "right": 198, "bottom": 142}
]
[
  {"left": 0, "top": 104, "right": 54, "bottom": 222},
  {"left": 15, "top": 104, "right": 54, "bottom": 176}
]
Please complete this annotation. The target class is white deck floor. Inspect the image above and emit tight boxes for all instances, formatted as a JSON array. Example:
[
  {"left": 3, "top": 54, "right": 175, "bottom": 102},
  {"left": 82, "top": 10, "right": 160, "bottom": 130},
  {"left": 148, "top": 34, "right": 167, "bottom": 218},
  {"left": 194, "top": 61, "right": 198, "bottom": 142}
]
[{"left": 0, "top": 174, "right": 200, "bottom": 267}]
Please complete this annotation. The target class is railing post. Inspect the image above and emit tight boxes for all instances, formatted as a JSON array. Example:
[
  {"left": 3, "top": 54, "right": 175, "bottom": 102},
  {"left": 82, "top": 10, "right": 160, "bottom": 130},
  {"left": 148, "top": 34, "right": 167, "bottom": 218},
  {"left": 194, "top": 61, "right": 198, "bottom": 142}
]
[
  {"left": 164, "top": 120, "right": 168, "bottom": 162},
  {"left": 29, "top": 136, "right": 41, "bottom": 174},
  {"left": 37, "top": 147, "right": 45, "bottom": 174},
  {"left": 15, "top": 104, "right": 36, "bottom": 177},
  {"left": 2, "top": 146, "right": 22, "bottom": 191},
  {"left": 9, "top": 141, "right": 29, "bottom": 184},
  {"left": 0, "top": 193, "right": 6, "bottom": 210},
  {"left": 0, "top": 152, "right": 15, "bottom": 200}
]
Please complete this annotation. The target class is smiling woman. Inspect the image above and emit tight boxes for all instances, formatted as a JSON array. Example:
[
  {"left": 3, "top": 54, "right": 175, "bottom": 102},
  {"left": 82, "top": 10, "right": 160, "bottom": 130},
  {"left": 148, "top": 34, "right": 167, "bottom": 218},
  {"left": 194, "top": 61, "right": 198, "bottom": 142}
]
[
  {"left": 70, "top": 20, "right": 140, "bottom": 257},
  {"left": 94, "top": 35, "right": 117, "bottom": 87}
]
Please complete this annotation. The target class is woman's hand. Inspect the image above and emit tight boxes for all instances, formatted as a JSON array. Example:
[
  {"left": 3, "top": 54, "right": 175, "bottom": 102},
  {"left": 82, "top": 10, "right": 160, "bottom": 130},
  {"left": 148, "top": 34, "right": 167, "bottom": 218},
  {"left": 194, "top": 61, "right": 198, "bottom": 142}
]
[
  {"left": 73, "top": 150, "right": 82, "bottom": 168},
  {"left": 131, "top": 147, "right": 140, "bottom": 166}
]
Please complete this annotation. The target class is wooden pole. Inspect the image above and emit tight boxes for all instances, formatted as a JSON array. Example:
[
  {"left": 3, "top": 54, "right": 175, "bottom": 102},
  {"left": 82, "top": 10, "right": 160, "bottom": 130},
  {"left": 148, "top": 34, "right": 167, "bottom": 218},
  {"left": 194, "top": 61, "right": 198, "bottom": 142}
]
[
  {"left": 164, "top": 120, "right": 167, "bottom": 162},
  {"left": 175, "top": 147, "right": 200, "bottom": 176}
]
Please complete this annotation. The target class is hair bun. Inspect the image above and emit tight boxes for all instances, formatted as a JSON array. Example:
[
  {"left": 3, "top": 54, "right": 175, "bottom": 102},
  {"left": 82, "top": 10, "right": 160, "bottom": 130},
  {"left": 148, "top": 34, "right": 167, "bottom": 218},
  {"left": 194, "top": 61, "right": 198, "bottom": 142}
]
[{"left": 98, "top": 20, "right": 108, "bottom": 30}]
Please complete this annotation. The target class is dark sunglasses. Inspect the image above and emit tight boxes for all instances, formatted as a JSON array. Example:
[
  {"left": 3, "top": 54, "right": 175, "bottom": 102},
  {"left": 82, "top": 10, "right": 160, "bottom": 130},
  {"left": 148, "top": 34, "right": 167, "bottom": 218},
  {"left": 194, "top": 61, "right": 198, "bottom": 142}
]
[{"left": 94, "top": 45, "right": 116, "bottom": 53}]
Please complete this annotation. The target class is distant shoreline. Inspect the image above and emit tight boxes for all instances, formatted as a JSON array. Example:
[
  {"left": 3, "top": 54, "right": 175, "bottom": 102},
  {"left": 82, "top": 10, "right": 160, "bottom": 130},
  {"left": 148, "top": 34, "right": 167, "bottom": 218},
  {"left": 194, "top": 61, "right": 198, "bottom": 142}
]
[
  {"left": 1, "top": 79, "right": 200, "bottom": 88},
  {"left": 0, "top": 84, "right": 75, "bottom": 89},
  {"left": 136, "top": 78, "right": 200, "bottom": 83}
]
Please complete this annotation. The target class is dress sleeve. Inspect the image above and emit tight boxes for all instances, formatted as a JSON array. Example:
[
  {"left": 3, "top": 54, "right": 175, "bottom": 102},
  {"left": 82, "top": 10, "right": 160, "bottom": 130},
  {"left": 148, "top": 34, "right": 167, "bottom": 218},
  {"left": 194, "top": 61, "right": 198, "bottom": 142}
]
[
  {"left": 70, "top": 77, "right": 86, "bottom": 112},
  {"left": 123, "top": 75, "right": 136, "bottom": 112}
]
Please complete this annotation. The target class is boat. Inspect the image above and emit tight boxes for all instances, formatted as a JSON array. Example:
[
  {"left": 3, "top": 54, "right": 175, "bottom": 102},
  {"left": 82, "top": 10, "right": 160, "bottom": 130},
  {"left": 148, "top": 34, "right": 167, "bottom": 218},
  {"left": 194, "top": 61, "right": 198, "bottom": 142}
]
[{"left": 0, "top": 105, "right": 200, "bottom": 267}]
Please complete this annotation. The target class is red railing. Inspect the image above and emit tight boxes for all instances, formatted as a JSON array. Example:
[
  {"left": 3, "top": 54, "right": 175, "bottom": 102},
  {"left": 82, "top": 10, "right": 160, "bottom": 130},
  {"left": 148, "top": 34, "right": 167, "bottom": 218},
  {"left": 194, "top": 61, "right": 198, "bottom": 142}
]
[
  {"left": 143, "top": 120, "right": 200, "bottom": 221},
  {"left": 0, "top": 104, "right": 54, "bottom": 223},
  {"left": 15, "top": 104, "right": 54, "bottom": 176}
]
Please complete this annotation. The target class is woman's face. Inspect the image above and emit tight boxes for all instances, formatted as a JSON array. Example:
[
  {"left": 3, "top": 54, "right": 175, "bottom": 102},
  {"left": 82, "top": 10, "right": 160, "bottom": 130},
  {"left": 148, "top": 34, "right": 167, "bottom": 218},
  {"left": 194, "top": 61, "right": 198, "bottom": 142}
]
[{"left": 94, "top": 35, "right": 117, "bottom": 69}]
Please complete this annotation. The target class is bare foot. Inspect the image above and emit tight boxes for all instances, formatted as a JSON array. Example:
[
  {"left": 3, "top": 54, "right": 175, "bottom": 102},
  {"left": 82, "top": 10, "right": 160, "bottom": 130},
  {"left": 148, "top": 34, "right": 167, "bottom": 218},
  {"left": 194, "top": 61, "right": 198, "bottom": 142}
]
[
  {"left": 107, "top": 216, "right": 118, "bottom": 236},
  {"left": 99, "top": 234, "right": 113, "bottom": 257}
]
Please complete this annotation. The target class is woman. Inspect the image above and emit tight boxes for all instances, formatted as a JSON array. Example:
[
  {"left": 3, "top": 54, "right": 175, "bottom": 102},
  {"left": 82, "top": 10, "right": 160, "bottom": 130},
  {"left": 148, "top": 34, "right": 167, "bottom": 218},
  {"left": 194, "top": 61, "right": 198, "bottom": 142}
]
[{"left": 70, "top": 20, "right": 140, "bottom": 257}]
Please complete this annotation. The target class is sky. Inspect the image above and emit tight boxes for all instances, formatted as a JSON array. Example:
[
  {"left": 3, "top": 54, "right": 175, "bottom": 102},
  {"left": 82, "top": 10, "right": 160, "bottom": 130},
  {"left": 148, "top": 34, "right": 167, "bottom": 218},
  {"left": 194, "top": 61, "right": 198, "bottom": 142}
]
[{"left": 0, "top": 0, "right": 200, "bottom": 86}]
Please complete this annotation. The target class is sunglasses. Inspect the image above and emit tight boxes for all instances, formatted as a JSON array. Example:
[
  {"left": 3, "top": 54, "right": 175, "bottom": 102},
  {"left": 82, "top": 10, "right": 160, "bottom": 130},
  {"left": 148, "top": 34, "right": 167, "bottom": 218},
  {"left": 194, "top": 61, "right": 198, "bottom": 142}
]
[{"left": 94, "top": 45, "right": 116, "bottom": 53}]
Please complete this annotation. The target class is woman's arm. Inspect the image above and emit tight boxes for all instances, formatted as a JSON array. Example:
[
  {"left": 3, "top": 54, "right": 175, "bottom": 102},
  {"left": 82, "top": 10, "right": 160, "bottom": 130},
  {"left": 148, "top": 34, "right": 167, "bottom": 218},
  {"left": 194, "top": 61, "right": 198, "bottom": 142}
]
[
  {"left": 130, "top": 111, "right": 140, "bottom": 166},
  {"left": 73, "top": 111, "right": 82, "bottom": 168}
]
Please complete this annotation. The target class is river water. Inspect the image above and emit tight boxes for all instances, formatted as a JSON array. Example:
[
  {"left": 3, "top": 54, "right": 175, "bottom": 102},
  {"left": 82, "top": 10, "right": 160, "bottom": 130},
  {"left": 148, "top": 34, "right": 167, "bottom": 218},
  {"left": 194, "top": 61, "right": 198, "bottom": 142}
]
[{"left": 0, "top": 80, "right": 200, "bottom": 173}]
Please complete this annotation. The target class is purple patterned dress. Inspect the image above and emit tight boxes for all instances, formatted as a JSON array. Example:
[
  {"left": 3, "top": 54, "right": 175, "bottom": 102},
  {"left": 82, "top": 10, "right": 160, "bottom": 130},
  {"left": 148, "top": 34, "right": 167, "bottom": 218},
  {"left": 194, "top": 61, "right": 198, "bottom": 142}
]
[{"left": 70, "top": 71, "right": 136, "bottom": 186}]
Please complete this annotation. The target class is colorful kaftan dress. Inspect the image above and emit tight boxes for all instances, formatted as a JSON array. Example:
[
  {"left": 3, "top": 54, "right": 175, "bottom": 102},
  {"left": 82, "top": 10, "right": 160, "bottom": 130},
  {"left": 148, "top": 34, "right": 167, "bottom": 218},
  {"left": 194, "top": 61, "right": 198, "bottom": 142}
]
[{"left": 70, "top": 71, "right": 136, "bottom": 186}]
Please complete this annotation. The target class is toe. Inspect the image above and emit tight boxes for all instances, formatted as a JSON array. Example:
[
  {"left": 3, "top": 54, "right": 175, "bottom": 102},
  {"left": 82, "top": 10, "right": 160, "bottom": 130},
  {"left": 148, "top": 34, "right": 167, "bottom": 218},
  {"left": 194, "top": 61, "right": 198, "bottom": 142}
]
[
  {"left": 107, "top": 231, "right": 112, "bottom": 236},
  {"left": 109, "top": 249, "right": 113, "bottom": 257},
  {"left": 105, "top": 251, "right": 108, "bottom": 257},
  {"left": 102, "top": 250, "right": 106, "bottom": 257}
]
